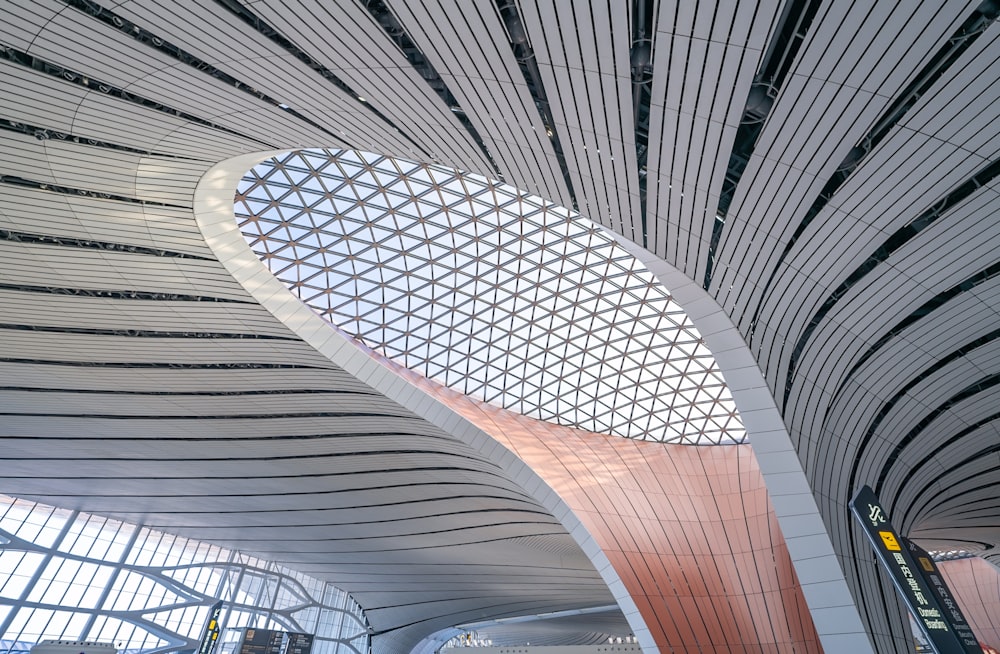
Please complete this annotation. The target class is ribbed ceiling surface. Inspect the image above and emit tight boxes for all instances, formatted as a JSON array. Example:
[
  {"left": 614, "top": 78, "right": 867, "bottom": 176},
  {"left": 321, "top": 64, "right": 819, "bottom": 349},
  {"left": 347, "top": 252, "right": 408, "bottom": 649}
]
[{"left": 2, "top": 0, "right": 1000, "bottom": 652}]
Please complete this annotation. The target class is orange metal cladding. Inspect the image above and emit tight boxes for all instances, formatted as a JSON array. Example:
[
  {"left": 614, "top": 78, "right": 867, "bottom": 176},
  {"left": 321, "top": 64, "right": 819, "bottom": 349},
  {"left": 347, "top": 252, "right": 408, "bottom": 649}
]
[
  {"left": 937, "top": 556, "right": 1000, "bottom": 650},
  {"left": 388, "top": 360, "right": 823, "bottom": 652}
]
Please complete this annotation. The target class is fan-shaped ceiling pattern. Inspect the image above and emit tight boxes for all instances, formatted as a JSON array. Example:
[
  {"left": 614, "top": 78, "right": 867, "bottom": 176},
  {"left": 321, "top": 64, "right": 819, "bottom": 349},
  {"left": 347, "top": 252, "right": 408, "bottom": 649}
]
[
  {"left": 235, "top": 149, "right": 744, "bottom": 445},
  {"left": 3, "top": 0, "right": 1000, "bottom": 652}
]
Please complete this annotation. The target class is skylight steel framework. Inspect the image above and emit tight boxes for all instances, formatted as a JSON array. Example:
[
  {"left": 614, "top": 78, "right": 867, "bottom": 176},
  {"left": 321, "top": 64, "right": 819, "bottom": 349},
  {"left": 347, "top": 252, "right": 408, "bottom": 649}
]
[
  {"left": 235, "top": 149, "right": 745, "bottom": 445},
  {"left": 0, "top": 497, "right": 367, "bottom": 654}
]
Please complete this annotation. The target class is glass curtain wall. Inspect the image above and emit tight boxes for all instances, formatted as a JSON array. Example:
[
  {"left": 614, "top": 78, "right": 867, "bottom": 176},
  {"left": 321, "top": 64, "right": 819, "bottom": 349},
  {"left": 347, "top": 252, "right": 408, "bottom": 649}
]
[{"left": 0, "top": 497, "right": 367, "bottom": 654}]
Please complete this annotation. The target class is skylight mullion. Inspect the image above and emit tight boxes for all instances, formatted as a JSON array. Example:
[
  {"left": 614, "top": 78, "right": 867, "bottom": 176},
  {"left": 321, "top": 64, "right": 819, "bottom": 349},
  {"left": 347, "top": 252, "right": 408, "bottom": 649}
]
[{"left": 235, "top": 148, "right": 746, "bottom": 445}]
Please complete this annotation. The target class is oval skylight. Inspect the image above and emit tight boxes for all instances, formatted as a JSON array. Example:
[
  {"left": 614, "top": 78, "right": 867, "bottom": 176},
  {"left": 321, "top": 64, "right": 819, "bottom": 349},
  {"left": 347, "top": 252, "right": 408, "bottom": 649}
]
[{"left": 234, "top": 149, "right": 745, "bottom": 445}]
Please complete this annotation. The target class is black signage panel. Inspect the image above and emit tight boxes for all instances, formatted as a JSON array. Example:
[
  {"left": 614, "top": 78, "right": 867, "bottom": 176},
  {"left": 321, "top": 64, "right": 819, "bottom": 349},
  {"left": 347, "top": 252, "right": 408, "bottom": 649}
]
[
  {"left": 911, "top": 612, "right": 936, "bottom": 653},
  {"left": 904, "top": 539, "right": 982, "bottom": 653},
  {"left": 851, "top": 485, "right": 968, "bottom": 654},
  {"left": 238, "top": 629, "right": 283, "bottom": 654},
  {"left": 196, "top": 601, "right": 224, "bottom": 654},
  {"left": 282, "top": 633, "right": 313, "bottom": 654}
]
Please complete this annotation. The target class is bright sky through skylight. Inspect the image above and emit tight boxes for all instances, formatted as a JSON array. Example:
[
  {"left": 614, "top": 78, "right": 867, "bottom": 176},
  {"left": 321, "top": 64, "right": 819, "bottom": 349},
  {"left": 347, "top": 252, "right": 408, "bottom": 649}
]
[{"left": 234, "top": 149, "right": 745, "bottom": 445}]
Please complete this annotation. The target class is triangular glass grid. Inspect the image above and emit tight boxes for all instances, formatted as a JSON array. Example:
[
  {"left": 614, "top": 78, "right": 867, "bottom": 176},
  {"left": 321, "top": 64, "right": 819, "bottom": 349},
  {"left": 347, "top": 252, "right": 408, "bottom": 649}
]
[{"left": 235, "top": 149, "right": 747, "bottom": 445}]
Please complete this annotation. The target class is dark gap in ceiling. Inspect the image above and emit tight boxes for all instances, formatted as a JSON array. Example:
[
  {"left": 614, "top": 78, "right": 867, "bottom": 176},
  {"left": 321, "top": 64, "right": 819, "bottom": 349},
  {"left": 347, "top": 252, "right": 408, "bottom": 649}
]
[
  {"left": 140, "top": 507, "right": 555, "bottom": 524},
  {"left": 494, "top": 0, "right": 579, "bottom": 211},
  {"left": 22, "top": 477, "right": 533, "bottom": 500},
  {"left": 0, "top": 284, "right": 256, "bottom": 303},
  {"left": 702, "top": 0, "right": 821, "bottom": 290},
  {"left": 6, "top": 465, "right": 504, "bottom": 482},
  {"left": 359, "top": 0, "right": 505, "bottom": 181},
  {"left": 747, "top": 0, "right": 1000, "bottom": 340},
  {"left": 0, "top": 387, "right": 381, "bottom": 398},
  {"left": 0, "top": 359, "right": 331, "bottom": 369},
  {"left": 1, "top": 432, "right": 465, "bottom": 445},
  {"left": 0, "top": 324, "right": 298, "bottom": 340},
  {"left": 0, "top": 118, "right": 206, "bottom": 160},
  {"left": 0, "top": 446, "right": 495, "bottom": 462},
  {"left": 231, "top": 529, "right": 571, "bottom": 551},
  {"left": 0, "top": 44, "right": 275, "bottom": 148},
  {"left": 0, "top": 229, "right": 213, "bottom": 260},
  {"left": 153, "top": 494, "right": 544, "bottom": 513},
  {"left": 630, "top": 0, "right": 657, "bottom": 248},
  {"left": 0, "top": 173, "right": 190, "bottom": 209},
  {"left": 783, "top": 155, "right": 1000, "bottom": 409}
]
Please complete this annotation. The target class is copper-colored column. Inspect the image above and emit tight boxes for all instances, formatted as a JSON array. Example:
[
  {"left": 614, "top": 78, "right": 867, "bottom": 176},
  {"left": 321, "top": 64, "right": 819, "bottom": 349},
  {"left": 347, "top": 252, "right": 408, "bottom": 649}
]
[{"left": 394, "top": 361, "right": 823, "bottom": 652}]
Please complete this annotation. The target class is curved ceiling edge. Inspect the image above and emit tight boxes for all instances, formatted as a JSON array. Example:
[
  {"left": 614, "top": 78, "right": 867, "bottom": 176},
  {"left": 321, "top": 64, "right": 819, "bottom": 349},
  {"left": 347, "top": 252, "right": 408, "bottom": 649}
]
[
  {"left": 606, "top": 234, "right": 874, "bottom": 653},
  {"left": 191, "top": 151, "right": 657, "bottom": 653}
]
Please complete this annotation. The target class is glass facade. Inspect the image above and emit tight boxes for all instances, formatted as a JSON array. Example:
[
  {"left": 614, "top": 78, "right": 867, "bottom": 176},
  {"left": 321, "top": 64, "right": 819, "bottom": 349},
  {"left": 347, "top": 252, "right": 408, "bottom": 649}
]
[
  {"left": 0, "top": 497, "right": 367, "bottom": 654},
  {"left": 236, "top": 149, "right": 745, "bottom": 445}
]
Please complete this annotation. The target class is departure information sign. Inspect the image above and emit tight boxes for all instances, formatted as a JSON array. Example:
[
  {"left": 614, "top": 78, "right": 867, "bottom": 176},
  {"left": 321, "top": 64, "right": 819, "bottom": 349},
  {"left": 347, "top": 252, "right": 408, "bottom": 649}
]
[
  {"left": 196, "top": 601, "right": 224, "bottom": 654},
  {"left": 851, "top": 485, "right": 979, "bottom": 654},
  {"left": 282, "top": 633, "right": 313, "bottom": 654},
  {"left": 237, "top": 629, "right": 283, "bottom": 654}
]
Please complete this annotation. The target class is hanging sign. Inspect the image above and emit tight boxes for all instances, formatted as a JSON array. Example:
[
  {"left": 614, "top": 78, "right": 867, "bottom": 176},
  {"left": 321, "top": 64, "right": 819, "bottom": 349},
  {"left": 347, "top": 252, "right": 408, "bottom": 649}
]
[
  {"left": 196, "top": 601, "right": 224, "bottom": 654},
  {"left": 282, "top": 633, "right": 313, "bottom": 654},
  {"left": 850, "top": 486, "right": 975, "bottom": 654},
  {"left": 904, "top": 539, "right": 982, "bottom": 653}
]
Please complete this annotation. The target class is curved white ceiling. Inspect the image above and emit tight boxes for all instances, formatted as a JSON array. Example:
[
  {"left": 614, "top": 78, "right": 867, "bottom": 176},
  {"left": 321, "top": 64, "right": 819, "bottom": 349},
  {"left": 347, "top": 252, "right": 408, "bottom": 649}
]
[
  {"left": 3, "top": 0, "right": 1000, "bottom": 650},
  {"left": 235, "top": 149, "right": 745, "bottom": 445}
]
